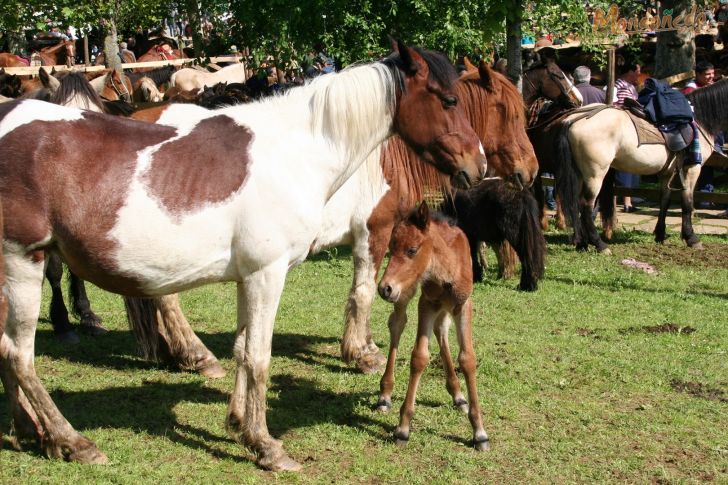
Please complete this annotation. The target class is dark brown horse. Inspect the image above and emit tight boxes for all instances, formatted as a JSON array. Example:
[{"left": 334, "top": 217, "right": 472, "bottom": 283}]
[{"left": 377, "top": 201, "right": 489, "bottom": 451}]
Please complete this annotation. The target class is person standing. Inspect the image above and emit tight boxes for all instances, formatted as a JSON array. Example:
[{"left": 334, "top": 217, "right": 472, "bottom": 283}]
[
  {"left": 573, "top": 66, "right": 606, "bottom": 104},
  {"left": 614, "top": 62, "right": 642, "bottom": 212}
]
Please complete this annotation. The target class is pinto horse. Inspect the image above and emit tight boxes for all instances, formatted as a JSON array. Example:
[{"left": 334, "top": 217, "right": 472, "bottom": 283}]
[
  {"left": 0, "top": 43, "right": 486, "bottom": 471},
  {"left": 114, "top": 61, "right": 536, "bottom": 377},
  {"left": 377, "top": 201, "right": 489, "bottom": 450},
  {"left": 555, "top": 80, "right": 728, "bottom": 252}
]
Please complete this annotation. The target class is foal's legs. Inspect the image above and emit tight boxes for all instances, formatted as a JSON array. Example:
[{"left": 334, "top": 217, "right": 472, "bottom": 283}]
[
  {"left": 680, "top": 163, "right": 702, "bottom": 249},
  {"left": 452, "top": 299, "right": 489, "bottom": 450},
  {"left": 225, "top": 259, "right": 300, "bottom": 471},
  {"left": 394, "top": 297, "right": 437, "bottom": 446},
  {"left": 69, "top": 272, "right": 106, "bottom": 334},
  {"left": 377, "top": 287, "right": 416, "bottom": 412},
  {"left": 1, "top": 251, "right": 106, "bottom": 463},
  {"left": 432, "top": 314, "right": 468, "bottom": 413}
]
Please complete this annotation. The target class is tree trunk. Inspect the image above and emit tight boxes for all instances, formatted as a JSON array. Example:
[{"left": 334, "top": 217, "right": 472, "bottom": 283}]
[
  {"left": 654, "top": 0, "right": 695, "bottom": 79},
  {"left": 506, "top": 0, "right": 523, "bottom": 91},
  {"left": 103, "top": 19, "right": 121, "bottom": 74},
  {"left": 184, "top": 0, "right": 205, "bottom": 58}
]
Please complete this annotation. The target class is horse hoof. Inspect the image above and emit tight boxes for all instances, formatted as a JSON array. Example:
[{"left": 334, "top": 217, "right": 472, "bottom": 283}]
[
  {"left": 598, "top": 248, "right": 612, "bottom": 256},
  {"left": 60, "top": 438, "right": 108, "bottom": 464},
  {"left": 258, "top": 451, "right": 302, "bottom": 472},
  {"left": 56, "top": 330, "right": 80, "bottom": 345},
  {"left": 376, "top": 398, "right": 392, "bottom": 413},
  {"left": 197, "top": 360, "right": 226, "bottom": 379},
  {"left": 395, "top": 438, "right": 409, "bottom": 448},
  {"left": 393, "top": 429, "right": 409, "bottom": 447},
  {"left": 473, "top": 438, "right": 490, "bottom": 452},
  {"left": 690, "top": 241, "right": 704, "bottom": 250},
  {"left": 356, "top": 351, "right": 386, "bottom": 374},
  {"left": 79, "top": 324, "right": 108, "bottom": 337}
]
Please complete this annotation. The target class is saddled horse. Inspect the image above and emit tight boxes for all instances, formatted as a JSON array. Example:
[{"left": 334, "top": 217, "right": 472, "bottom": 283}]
[
  {"left": 0, "top": 53, "right": 29, "bottom": 68},
  {"left": 94, "top": 50, "right": 136, "bottom": 67},
  {"left": 555, "top": 79, "right": 728, "bottom": 252},
  {"left": 38, "top": 39, "right": 76, "bottom": 67},
  {"left": 0, "top": 43, "right": 486, "bottom": 471},
  {"left": 134, "top": 44, "right": 184, "bottom": 72},
  {"left": 170, "top": 63, "right": 247, "bottom": 92}
]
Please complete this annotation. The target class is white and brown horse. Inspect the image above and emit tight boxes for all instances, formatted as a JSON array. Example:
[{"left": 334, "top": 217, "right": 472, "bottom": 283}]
[
  {"left": 170, "top": 62, "right": 247, "bottom": 92},
  {"left": 0, "top": 43, "right": 486, "bottom": 471},
  {"left": 120, "top": 61, "right": 537, "bottom": 376}
]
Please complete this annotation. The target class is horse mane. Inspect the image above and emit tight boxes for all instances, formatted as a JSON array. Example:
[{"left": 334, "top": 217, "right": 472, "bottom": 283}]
[
  {"left": 457, "top": 69, "right": 526, "bottom": 136},
  {"left": 126, "top": 66, "right": 174, "bottom": 86},
  {"left": 687, "top": 78, "right": 728, "bottom": 138},
  {"left": 50, "top": 71, "right": 106, "bottom": 112},
  {"left": 380, "top": 137, "right": 449, "bottom": 206},
  {"left": 382, "top": 47, "right": 458, "bottom": 93}
]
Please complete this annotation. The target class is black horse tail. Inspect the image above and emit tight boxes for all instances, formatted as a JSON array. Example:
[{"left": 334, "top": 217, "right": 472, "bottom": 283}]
[
  {"left": 0, "top": 197, "right": 7, "bottom": 336},
  {"left": 513, "top": 190, "right": 546, "bottom": 292},
  {"left": 553, "top": 122, "right": 581, "bottom": 234},
  {"left": 597, "top": 168, "right": 617, "bottom": 241}
]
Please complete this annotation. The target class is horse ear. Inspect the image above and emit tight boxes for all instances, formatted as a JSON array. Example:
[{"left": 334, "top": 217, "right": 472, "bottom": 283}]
[
  {"left": 395, "top": 40, "right": 427, "bottom": 79},
  {"left": 463, "top": 57, "right": 477, "bottom": 72},
  {"left": 39, "top": 67, "right": 60, "bottom": 92},
  {"left": 412, "top": 201, "right": 430, "bottom": 230},
  {"left": 478, "top": 60, "right": 496, "bottom": 92}
]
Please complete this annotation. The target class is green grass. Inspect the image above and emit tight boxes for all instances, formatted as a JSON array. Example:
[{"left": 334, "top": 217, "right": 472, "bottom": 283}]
[{"left": 1, "top": 229, "right": 727, "bottom": 484}]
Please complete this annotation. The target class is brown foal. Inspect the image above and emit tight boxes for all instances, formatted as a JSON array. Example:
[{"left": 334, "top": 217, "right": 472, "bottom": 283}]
[{"left": 377, "top": 201, "right": 489, "bottom": 451}]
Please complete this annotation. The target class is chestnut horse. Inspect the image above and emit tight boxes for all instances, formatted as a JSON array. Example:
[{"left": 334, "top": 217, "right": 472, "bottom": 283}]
[
  {"left": 0, "top": 53, "right": 29, "bottom": 68},
  {"left": 38, "top": 40, "right": 76, "bottom": 67},
  {"left": 0, "top": 43, "right": 486, "bottom": 471},
  {"left": 115, "top": 61, "right": 537, "bottom": 377},
  {"left": 377, "top": 201, "right": 489, "bottom": 450}
]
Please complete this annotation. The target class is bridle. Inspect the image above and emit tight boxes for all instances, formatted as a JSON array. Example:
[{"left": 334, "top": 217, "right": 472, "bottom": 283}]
[
  {"left": 106, "top": 73, "right": 131, "bottom": 102},
  {"left": 523, "top": 63, "right": 579, "bottom": 108}
]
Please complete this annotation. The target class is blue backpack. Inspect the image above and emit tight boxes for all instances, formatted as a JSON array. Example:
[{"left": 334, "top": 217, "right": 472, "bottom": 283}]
[{"left": 637, "top": 78, "right": 693, "bottom": 125}]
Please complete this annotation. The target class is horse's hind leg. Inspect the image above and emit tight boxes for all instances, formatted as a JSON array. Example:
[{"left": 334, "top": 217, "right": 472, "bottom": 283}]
[
  {"left": 377, "top": 289, "right": 414, "bottom": 412},
  {"left": 453, "top": 299, "right": 489, "bottom": 451},
  {"left": 433, "top": 314, "right": 468, "bottom": 413},
  {"left": 394, "top": 297, "right": 436, "bottom": 446},
  {"left": 45, "top": 253, "right": 78, "bottom": 344},
  {"left": 1, "top": 250, "right": 106, "bottom": 463},
  {"left": 124, "top": 294, "right": 225, "bottom": 378},
  {"left": 342, "top": 228, "right": 386, "bottom": 374},
  {"left": 680, "top": 164, "right": 702, "bottom": 249},
  {"left": 69, "top": 272, "right": 106, "bottom": 335},
  {"left": 654, "top": 173, "right": 673, "bottom": 244}
]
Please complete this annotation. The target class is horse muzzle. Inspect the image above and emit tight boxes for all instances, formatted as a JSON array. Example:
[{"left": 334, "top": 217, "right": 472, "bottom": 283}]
[{"left": 378, "top": 282, "right": 401, "bottom": 303}]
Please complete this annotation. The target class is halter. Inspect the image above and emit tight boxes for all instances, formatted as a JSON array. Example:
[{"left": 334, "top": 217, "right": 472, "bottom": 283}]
[
  {"left": 107, "top": 73, "right": 131, "bottom": 102},
  {"left": 523, "top": 64, "right": 579, "bottom": 107}
]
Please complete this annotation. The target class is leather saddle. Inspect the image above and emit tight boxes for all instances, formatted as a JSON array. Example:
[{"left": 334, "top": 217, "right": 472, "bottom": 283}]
[{"left": 623, "top": 97, "right": 694, "bottom": 151}]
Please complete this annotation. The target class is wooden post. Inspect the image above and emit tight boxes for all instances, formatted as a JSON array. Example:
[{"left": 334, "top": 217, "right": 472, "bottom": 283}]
[
  {"left": 606, "top": 47, "right": 616, "bottom": 106},
  {"left": 84, "top": 36, "right": 90, "bottom": 66}
]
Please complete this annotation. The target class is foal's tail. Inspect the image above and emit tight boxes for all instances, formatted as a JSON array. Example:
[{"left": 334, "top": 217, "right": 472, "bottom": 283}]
[
  {"left": 512, "top": 190, "right": 546, "bottom": 292},
  {"left": 553, "top": 122, "right": 582, "bottom": 233}
]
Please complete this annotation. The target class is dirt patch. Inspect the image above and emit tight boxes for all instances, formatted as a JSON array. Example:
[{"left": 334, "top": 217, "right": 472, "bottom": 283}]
[
  {"left": 670, "top": 379, "right": 728, "bottom": 403},
  {"left": 619, "top": 323, "right": 697, "bottom": 335},
  {"left": 617, "top": 242, "right": 728, "bottom": 270}
]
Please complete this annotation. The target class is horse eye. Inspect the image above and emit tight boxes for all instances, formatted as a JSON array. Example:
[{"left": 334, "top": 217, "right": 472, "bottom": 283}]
[
  {"left": 406, "top": 247, "right": 418, "bottom": 257},
  {"left": 443, "top": 95, "right": 457, "bottom": 108}
]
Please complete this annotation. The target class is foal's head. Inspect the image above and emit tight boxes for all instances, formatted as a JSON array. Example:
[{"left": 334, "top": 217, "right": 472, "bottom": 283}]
[
  {"left": 386, "top": 42, "right": 487, "bottom": 189},
  {"left": 379, "top": 201, "right": 439, "bottom": 303}
]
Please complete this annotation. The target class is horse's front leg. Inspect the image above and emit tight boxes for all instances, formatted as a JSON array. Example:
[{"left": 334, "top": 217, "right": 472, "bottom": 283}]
[
  {"left": 578, "top": 178, "right": 610, "bottom": 254},
  {"left": 2, "top": 251, "right": 106, "bottom": 463},
  {"left": 394, "top": 297, "right": 436, "bottom": 446},
  {"left": 225, "top": 259, "right": 300, "bottom": 472},
  {"left": 680, "top": 163, "right": 703, "bottom": 249},
  {"left": 341, "top": 225, "right": 387, "bottom": 373},
  {"left": 377, "top": 286, "right": 416, "bottom": 412}
]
